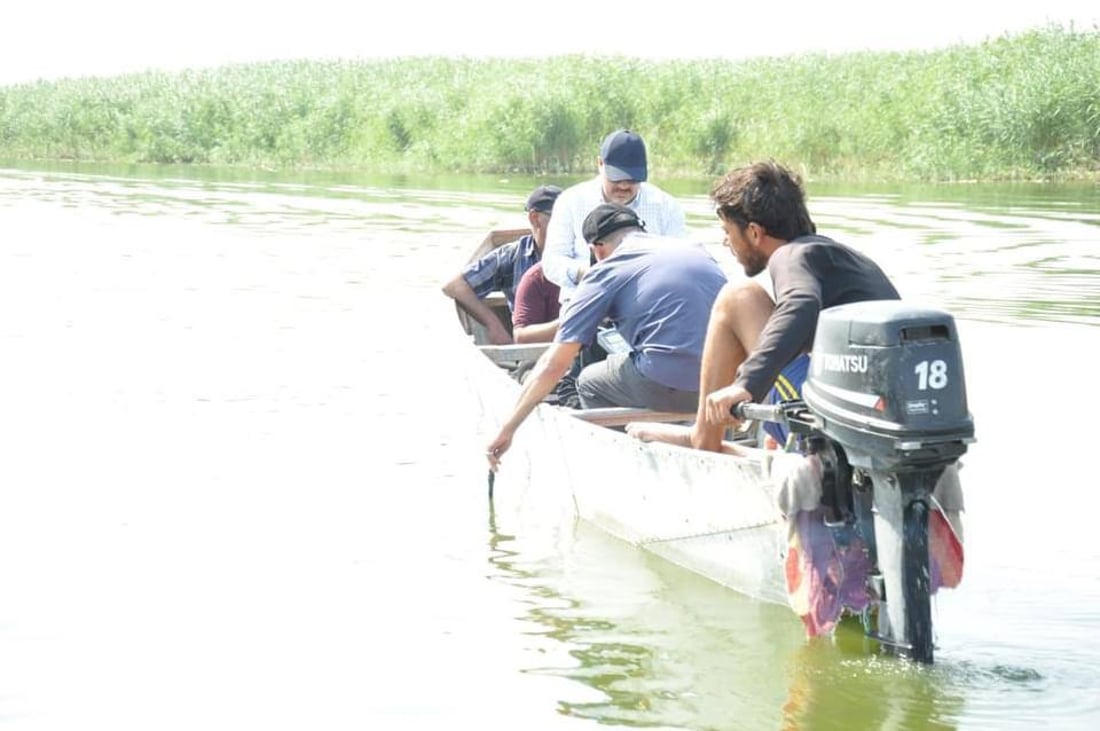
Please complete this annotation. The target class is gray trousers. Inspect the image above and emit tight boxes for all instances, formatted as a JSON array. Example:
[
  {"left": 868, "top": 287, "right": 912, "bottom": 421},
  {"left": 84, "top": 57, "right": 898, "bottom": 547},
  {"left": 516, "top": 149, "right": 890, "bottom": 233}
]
[{"left": 576, "top": 351, "right": 699, "bottom": 412}]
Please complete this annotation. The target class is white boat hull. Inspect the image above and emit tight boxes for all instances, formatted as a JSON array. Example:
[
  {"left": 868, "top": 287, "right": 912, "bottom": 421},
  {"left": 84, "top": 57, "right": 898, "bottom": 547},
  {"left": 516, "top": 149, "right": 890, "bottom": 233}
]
[{"left": 463, "top": 333, "right": 794, "bottom": 607}]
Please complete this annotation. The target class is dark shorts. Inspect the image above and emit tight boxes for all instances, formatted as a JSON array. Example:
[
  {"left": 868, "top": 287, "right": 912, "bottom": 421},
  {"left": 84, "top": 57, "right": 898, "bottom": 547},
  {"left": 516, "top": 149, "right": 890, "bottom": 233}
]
[{"left": 763, "top": 353, "right": 811, "bottom": 446}]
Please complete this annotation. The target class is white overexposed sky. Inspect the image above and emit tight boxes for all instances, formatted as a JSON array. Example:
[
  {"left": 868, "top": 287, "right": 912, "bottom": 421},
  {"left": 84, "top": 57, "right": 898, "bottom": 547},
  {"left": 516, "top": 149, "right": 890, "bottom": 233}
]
[{"left": 3, "top": 1, "right": 1097, "bottom": 85}]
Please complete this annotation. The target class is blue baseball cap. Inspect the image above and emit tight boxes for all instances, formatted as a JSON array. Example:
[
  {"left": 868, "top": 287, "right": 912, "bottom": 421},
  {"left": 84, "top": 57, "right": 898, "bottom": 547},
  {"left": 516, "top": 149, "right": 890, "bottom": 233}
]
[{"left": 599, "top": 129, "right": 648, "bottom": 182}]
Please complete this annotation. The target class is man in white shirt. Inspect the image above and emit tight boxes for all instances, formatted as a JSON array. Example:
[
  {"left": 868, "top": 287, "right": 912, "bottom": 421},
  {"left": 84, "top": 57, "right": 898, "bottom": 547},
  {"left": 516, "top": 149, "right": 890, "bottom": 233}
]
[{"left": 542, "top": 129, "right": 687, "bottom": 303}]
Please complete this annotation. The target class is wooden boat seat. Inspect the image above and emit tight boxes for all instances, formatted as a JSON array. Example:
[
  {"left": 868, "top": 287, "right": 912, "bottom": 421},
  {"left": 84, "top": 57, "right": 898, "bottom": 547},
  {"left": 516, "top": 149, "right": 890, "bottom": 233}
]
[
  {"left": 483, "top": 291, "right": 507, "bottom": 309},
  {"left": 569, "top": 407, "right": 695, "bottom": 428},
  {"left": 478, "top": 343, "right": 552, "bottom": 365}
]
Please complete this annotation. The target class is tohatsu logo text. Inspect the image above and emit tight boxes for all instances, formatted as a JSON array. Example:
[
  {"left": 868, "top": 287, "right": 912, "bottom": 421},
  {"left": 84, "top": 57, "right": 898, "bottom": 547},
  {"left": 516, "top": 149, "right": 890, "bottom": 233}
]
[{"left": 813, "top": 353, "right": 869, "bottom": 375}]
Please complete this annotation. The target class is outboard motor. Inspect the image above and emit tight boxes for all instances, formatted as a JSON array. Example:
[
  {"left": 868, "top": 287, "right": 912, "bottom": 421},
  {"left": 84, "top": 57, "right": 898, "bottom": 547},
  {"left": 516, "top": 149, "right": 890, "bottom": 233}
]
[{"left": 801, "top": 300, "right": 975, "bottom": 663}]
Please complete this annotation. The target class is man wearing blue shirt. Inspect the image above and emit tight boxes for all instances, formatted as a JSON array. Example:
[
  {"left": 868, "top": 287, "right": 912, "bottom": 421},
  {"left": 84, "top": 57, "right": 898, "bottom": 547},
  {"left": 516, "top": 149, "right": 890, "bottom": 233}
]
[{"left": 486, "top": 203, "right": 726, "bottom": 471}]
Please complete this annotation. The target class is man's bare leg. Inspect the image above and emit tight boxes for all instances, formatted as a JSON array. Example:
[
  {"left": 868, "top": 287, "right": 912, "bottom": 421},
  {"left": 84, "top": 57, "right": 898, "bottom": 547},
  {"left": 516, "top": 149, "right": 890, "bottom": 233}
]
[
  {"left": 625, "top": 421, "right": 694, "bottom": 447},
  {"left": 690, "top": 281, "right": 774, "bottom": 451},
  {"left": 626, "top": 421, "right": 756, "bottom": 456}
]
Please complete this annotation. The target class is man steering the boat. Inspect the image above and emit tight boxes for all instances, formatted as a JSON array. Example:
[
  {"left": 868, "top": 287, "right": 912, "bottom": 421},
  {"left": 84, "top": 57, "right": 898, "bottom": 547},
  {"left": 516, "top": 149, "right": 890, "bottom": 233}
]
[
  {"left": 486, "top": 203, "right": 726, "bottom": 471},
  {"left": 629, "top": 160, "right": 902, "bottom": 452}
]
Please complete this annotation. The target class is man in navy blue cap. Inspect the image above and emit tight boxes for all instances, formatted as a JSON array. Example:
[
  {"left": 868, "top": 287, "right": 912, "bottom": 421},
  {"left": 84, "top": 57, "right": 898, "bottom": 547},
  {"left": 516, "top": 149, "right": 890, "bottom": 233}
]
[
  {"left": 541, "top": 129, "right": 687, "bottom": 305},
  {"left": 442, "top": 184, "right": 563, "bottom": 345},
  {"left": 600, "top": 128, "right": 649, "bottom": 181}
]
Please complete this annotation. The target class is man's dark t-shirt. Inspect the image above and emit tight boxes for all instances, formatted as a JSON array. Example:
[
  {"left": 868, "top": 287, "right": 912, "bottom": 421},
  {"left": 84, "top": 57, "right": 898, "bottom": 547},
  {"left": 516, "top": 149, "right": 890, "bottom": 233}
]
[{"left": 735, "top": 235, "right": 900, "bottom": 401}]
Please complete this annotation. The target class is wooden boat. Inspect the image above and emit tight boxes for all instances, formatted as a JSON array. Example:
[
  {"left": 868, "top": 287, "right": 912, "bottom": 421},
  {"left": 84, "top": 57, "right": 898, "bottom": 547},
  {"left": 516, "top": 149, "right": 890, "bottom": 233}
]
[{"left": 457, "top": 229, "right": 974, "bottom": 663}]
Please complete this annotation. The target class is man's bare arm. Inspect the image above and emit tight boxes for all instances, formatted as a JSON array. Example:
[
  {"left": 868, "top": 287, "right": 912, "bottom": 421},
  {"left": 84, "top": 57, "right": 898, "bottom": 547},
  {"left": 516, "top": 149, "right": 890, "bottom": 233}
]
[{"left": 442, "top": 273, "right": 512, "bottom": 345}]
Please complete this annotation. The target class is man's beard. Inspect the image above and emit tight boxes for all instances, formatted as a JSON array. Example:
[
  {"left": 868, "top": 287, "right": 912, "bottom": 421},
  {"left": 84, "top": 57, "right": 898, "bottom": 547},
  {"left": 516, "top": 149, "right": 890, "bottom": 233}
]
[{"left": 741, "top": 250, "right": 767, "bottom": 278}]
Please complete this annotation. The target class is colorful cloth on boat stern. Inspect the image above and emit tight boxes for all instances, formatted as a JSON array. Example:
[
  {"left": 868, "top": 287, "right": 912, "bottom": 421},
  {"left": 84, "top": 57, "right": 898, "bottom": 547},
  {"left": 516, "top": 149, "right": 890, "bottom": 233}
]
[
  {"left": 930, "top": 503, "right": 965, "bottom": 591},
  {"left": 776, "top": 454, "right": 966, "bottom": 636},
  {"left": 929, "top": 463, "right": 965, "bottom": 591},
  {"left": 785, "top": 508, "right": 873, "bottom": 636}
]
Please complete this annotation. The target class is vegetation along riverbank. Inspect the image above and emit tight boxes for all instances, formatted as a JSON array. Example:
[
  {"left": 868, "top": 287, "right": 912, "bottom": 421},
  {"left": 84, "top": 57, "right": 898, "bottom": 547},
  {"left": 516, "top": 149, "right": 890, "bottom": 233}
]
[{"left": 1, "top": 25, "right": 1096, "bottom": 182}]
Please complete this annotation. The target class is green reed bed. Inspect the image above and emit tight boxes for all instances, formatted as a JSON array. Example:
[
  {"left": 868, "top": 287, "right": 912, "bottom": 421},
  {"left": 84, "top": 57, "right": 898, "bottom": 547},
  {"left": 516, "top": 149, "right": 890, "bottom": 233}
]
[{"left": 1, "top": 25, "right": 1096, "bottom": 181}]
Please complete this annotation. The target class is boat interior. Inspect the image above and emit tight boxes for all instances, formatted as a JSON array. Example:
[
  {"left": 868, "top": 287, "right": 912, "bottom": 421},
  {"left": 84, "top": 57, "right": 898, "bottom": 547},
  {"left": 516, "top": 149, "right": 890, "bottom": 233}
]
[{"left": 457, "top": 229, "right": 702, "bottom": 429}]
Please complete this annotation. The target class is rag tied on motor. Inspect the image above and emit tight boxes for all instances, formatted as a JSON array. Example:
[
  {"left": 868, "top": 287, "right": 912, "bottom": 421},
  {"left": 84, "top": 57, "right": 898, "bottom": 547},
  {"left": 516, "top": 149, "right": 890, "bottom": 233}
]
[{"left": 772, "top": 453, "right": 965, "bottom": 636}]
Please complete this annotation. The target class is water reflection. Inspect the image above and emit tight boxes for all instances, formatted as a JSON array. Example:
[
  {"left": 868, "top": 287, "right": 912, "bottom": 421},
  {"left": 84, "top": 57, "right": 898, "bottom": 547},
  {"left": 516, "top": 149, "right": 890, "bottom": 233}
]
[
  {"left": 487, "top": 503, "right": 690, "bottom": 727},
  {"left": 487, "top": 476, "right": 1086, "bottom": 731},
  {"left": 486, "top": 502, "right": 982, "bottom": 731},
  {"left": 777, "top": 626, "right": 971, "bottom": 731}
]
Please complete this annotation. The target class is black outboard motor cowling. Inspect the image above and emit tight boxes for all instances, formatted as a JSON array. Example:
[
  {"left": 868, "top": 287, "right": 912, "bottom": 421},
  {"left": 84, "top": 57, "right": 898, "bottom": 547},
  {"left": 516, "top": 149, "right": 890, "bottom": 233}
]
[{"left": 801, "top": 300, "right": 974, "bottom": 472}]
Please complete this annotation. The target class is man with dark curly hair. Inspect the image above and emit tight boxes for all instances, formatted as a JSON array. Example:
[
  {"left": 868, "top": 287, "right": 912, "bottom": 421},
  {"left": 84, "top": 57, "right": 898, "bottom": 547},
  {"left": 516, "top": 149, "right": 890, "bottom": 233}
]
[
  {"left": 630, "top": 160, "right": 901, "bottom": 453},
  {"left": 695, "top": 159, "right": 901, "bottom": 450}
]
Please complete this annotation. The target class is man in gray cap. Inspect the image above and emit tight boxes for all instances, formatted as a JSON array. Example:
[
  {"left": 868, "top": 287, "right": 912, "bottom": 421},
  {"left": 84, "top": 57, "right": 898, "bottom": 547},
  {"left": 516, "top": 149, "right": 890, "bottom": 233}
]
[
  {"left": 442, "top": 184, "right": 562, "bottom": 344},
  {"left": 486, "top": 203, "right": 726, "bottom": 472},
  {"left": 541, "top": 129, "right": 687, "bottom": 305}
]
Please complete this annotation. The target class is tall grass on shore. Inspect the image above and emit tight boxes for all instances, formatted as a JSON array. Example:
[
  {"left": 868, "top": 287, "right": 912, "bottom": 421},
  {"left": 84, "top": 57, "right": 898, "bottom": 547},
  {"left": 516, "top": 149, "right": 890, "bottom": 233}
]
[{"left": 1, "top": 25, "right": 1096, "bottom": 181}]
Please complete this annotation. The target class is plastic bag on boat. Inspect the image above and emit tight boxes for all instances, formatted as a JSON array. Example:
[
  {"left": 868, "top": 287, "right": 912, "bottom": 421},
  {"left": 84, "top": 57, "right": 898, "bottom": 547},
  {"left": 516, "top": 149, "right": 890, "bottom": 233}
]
[{"left": 774, "top": 453, "right": 823, "bottom": 522}]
